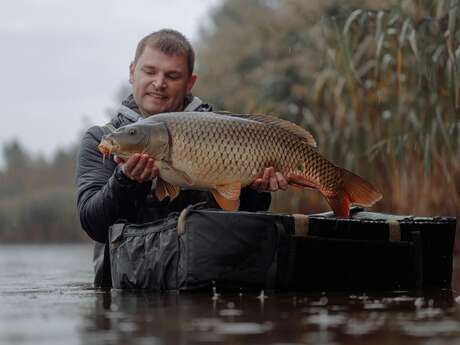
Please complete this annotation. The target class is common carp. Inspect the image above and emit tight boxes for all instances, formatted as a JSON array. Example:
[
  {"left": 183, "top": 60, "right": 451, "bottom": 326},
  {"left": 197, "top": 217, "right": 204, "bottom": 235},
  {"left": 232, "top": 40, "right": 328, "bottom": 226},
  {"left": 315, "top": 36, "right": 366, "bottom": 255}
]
[{"left": 98, "top": 111, "right": 382, "bottom": 216}]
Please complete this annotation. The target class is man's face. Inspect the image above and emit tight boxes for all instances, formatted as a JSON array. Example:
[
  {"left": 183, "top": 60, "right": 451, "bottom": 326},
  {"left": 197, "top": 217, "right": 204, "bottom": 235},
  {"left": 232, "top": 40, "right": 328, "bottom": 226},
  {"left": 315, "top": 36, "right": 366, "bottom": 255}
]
[{"left": 129, "top": 45, "right": 197, "bottom": 117}]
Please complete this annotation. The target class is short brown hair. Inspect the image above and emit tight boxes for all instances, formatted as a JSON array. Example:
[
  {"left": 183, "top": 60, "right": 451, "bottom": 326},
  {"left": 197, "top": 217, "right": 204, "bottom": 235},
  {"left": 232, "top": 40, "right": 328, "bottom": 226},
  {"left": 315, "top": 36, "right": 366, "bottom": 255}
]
[{"left": 134, "top": 29, "right": 195, "bottom": 76}]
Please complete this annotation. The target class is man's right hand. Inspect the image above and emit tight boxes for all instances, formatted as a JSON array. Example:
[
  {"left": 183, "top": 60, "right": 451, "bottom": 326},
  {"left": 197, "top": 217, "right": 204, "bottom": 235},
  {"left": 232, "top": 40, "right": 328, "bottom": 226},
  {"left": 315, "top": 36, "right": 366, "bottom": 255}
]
[{"left": 114, "top": 153, "right": 159, "bottom": 183}]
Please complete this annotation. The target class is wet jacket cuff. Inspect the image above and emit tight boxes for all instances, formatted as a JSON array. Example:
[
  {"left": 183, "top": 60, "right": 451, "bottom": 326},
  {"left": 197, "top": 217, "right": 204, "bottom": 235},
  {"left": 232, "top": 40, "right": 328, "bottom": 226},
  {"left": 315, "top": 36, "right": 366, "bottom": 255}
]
[
  {"left": 114, "top": 166, "right": 137, "bottom": 186},
  {"left": 110, "top": 166, "right": 151, "bottom": 202}
]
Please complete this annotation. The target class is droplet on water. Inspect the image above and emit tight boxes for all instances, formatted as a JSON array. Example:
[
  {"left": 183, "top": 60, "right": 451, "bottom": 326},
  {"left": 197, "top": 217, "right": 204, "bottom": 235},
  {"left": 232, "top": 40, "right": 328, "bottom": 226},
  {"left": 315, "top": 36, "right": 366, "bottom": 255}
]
[
  {"left": 212, "top": 286, "right": 221, "bottom": 301},
  {"left": 257, "top": 290, "right": 267, "bottom": 301},
  {"left": 414, "top": 297, "right": 424, "bottom": 309}
]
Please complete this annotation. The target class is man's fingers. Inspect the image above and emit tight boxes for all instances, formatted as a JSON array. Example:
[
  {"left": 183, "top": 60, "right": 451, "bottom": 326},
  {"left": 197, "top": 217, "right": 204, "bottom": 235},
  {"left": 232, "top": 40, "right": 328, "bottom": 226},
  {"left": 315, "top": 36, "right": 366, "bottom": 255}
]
[
  {"left": 256, "top": 167, "right": 272, "bottom": 191},
  {"left": 114, "top": 156, "right": 123, "bottom": 164},
  {"left": 263, "top": 168, "right": 289, "bottom": 191},
  {"left": 250, "top": 168, "right": 288, "bottom": 192},
  {"left": 262, "top": 167, "right": 275, "bottom": 181},
  {"left": 259, "top": 178, "right": 269, "bottom": 191},
  {"left": 138, "top": 158, "right": 155, "bottom": 181},
  {"left": 121, "top": 154, "right": 141, "bottom": 174},
  {"left": 129, "top": 155, "right": 149, "bottom": 178},
  {"left": 269, "top": 175, "right": 278, "bottom": 192},
  {"left": 250, "top": 179, "right": 261, "bottom": 190},
  {"left": 252, "top": 178, "right": 268, "bottom": 192},
  {"left": 117, "top": 153, "right": 159, "bottom": 183},
  {"left": 263, "top": 167, "right": 276, "bottom": 191},
  {"left": 276, "top": 172, "right": 289, "bottom": 191}
]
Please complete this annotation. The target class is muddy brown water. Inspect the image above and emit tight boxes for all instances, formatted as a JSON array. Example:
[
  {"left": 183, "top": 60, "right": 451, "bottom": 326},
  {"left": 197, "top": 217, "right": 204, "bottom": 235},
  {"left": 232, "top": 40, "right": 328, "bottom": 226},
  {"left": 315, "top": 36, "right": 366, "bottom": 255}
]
[{"left": 1, "top": 244, "right": 460, "bottom": 345}]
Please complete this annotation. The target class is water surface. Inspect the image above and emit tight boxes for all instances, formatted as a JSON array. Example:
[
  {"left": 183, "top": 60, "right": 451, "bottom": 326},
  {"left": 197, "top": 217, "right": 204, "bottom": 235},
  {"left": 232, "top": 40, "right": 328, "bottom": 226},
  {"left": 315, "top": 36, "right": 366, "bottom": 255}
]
[{"left": 1, "top": 244, "right": 460, "bottom": 345}]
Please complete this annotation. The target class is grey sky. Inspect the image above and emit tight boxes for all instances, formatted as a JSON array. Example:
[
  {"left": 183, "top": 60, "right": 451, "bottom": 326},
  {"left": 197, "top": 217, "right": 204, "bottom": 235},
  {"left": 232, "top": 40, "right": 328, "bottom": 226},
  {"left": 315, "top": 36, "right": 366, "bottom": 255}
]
[{"left": 0, "top": 0, "right": 221, "bottom": 162}]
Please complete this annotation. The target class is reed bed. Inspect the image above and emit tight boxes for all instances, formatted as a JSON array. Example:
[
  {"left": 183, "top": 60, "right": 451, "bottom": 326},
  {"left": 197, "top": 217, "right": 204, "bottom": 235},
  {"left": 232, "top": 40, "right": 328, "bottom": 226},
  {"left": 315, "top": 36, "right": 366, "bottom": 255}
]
[{"left": 300, "top": 2, "right": 460, "bottom": 218}]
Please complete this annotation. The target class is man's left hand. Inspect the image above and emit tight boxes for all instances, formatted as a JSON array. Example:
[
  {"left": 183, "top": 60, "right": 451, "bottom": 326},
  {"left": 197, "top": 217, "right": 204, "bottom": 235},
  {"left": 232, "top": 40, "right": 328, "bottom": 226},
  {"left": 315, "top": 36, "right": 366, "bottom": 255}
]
[{"left": 249, "top": 167, "right": 289, "bottom": 192}]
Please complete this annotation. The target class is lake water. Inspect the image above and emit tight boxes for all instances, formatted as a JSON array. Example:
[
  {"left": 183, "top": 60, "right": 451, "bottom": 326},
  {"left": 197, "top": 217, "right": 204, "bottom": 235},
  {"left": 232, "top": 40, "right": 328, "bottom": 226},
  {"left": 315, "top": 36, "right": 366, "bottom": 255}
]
[{"left": 1, "top": 244, "right": 460, "bottom": 345}]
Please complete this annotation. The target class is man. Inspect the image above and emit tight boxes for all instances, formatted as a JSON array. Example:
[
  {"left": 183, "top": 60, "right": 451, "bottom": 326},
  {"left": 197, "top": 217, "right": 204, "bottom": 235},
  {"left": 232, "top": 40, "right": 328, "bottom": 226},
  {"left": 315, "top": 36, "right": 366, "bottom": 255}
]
[{"left": 76, "top": 29, "right": 287, "bottom": 287}]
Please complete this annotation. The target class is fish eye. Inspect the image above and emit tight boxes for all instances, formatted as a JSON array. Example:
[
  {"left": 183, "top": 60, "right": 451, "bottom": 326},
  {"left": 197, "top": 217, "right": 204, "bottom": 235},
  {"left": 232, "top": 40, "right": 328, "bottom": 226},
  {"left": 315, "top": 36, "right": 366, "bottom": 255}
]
[{"left": 128, "top": 129, "right": 136, "bottom": 135}]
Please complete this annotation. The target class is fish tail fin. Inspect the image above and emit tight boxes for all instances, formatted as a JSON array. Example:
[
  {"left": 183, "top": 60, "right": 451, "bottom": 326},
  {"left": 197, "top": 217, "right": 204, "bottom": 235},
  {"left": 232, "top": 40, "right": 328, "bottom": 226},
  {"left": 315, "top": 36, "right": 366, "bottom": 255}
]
[{"left": 326, "top": 169, "right": 383, "bottom": 217}]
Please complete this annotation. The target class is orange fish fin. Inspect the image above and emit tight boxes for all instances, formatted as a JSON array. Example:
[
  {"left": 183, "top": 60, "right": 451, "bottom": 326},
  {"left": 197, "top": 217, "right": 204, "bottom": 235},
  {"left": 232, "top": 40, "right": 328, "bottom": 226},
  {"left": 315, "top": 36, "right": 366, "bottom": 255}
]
[
  {"left": 327, "top": 169, "right": 383, "bottom": 217},
  {"left": 341, "top": 169, "right": 383, "bottom": 207},
  {"left": 326, "top": 192, "right": 352, "bottom": 218},
  {"left": 216, "top": 182, "right": 241, "bottom": 200},
  {"left": 155, "top": 178, "right": 180, "bottom": 201},
  {"left": 212, "top": 190, "right": 240, "bottom": 211},
  {"left": 155, "top": 178, "right": 167, "bottom": 201}
]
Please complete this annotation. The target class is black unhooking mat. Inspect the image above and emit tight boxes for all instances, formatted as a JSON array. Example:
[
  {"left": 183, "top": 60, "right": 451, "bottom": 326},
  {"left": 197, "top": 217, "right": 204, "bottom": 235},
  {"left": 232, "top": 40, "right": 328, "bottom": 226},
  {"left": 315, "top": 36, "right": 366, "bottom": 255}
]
[{"left": 108, "top": 205, "right": 456, "bottom": 291}]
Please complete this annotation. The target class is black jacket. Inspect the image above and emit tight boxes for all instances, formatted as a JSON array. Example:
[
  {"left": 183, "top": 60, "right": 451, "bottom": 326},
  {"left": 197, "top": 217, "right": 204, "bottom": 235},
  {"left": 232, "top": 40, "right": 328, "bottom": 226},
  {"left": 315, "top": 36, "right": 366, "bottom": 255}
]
[{"left": 76, "top": 95, "right": 271, "bottom": 286}]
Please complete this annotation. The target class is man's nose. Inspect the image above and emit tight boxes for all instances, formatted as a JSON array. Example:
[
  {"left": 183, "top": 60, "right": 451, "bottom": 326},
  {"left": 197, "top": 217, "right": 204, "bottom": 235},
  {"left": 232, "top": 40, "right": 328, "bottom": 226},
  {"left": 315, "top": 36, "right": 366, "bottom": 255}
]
[{"left": 152, "top": 74, "right": 166, "bottom": 89}]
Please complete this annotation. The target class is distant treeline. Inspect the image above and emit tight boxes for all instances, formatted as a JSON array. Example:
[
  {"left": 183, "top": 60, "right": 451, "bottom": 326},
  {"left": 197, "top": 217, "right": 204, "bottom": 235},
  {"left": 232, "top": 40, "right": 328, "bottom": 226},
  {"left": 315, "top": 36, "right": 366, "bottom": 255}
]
[
  {"left": 1, "top": 0, "right": 459, "bottom": 243},
  {"left": 0, "top": 141, "right": 88, "bottom": 242}
]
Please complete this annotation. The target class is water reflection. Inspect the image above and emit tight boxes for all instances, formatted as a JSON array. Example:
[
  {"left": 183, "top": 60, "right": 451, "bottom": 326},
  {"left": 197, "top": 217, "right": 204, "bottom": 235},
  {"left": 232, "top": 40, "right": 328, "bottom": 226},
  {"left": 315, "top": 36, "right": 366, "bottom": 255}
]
[
  {"left": 77, "top": 287, "right": 460, "bottom": 345},
  {"left": 1, "top": 245, "right": 460, "bottom": 345}
]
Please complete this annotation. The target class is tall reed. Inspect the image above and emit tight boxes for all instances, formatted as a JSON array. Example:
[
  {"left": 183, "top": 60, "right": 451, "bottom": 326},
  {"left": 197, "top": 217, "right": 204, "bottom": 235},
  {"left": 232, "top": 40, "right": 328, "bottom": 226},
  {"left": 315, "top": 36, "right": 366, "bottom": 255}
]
[{"left": 273, "top": 2, "right": 459, "bottom": 219}]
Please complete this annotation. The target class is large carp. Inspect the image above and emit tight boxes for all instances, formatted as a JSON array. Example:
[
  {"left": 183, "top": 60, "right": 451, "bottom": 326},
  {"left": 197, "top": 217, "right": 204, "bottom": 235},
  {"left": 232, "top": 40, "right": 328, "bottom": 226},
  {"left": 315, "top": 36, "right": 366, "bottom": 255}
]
[{"left": 98, "top": 111, "right": 382, "bottom": 216}]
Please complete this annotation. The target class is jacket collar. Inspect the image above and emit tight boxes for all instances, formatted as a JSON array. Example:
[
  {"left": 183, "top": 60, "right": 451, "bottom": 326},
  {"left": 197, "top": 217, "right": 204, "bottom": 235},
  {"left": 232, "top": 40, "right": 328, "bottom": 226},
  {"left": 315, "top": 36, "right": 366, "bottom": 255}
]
[{"left": 117, "top": 94, "right": 204, "bottom": 123}]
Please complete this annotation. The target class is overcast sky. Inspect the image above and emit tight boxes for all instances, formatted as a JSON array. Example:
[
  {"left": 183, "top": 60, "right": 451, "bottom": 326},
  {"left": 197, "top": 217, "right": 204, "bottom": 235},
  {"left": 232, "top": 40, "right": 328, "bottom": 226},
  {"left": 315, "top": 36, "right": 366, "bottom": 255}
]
[{"left": 0, "top": 0, "right": 221, "bottom": 163}]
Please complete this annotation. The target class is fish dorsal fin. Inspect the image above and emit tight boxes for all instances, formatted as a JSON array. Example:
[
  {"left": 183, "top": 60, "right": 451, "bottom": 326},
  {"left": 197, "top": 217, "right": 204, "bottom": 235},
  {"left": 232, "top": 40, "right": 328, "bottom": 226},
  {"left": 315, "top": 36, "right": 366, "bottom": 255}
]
[
  {"left": 155, "top": 178, "right": 181, "bottom": 201},
  {"left": 215, "top": 112, "right": 317, "bottom": 147}
]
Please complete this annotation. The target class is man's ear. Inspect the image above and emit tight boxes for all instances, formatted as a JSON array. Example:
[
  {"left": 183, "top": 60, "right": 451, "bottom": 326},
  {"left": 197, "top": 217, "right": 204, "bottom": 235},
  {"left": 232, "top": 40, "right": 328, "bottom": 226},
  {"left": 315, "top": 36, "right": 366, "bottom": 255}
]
[
  {"left": 186, "top": 74, "right": 198, "bottom": 94},
  {"left": 129, "top": 61, "right": 135, "bottom": 84}
]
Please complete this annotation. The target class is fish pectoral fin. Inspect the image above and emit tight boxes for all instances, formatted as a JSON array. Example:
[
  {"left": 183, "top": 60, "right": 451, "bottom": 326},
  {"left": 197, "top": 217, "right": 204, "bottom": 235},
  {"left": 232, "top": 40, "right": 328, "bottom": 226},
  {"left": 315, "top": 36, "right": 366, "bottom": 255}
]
[
  {"left": 212, "top": 190, "right": 240, "bottom": 211},
  {"left": 155, "top": 178, "right": 181, "bottom": 201},
  {"left": 212, "top": 182, "right": 241, "bottom": 212},
  {"left": 154, "top": 178, "right": 168, "bottom": 201},
  {"left": 216, "top": 182, "right": 241, "bottom": 200},
  {"left": 166, "top": 184, "right": 181, "bottom": 200},
  {"left": 162, "top": 162, "right": 194, "bottom": 186}
]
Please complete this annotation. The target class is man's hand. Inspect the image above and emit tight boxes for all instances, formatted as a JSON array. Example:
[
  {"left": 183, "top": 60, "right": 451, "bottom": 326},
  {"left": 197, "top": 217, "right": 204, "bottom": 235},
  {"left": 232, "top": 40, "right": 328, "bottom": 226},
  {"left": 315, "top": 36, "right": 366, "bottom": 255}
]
[
  {"left": 114, "top": 153, "right": 159, "bottom": 183},
  {"left": 249, "top": 167, "right": 289, "bottom": 192}
]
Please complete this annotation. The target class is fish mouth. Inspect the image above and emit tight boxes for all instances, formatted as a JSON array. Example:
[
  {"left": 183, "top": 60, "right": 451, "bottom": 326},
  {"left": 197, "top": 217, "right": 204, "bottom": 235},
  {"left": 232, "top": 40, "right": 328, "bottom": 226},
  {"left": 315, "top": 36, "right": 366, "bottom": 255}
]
[{"left": 98, "top": 138, "right": 122, "bottom": 161}]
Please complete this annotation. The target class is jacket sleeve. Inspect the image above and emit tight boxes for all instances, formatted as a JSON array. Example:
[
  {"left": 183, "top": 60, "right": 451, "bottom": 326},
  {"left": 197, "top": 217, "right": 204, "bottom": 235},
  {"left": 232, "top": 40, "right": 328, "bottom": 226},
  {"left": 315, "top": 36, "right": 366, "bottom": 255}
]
[{"left": 76, "top": 126, "right": 151, "bottom": 243}]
